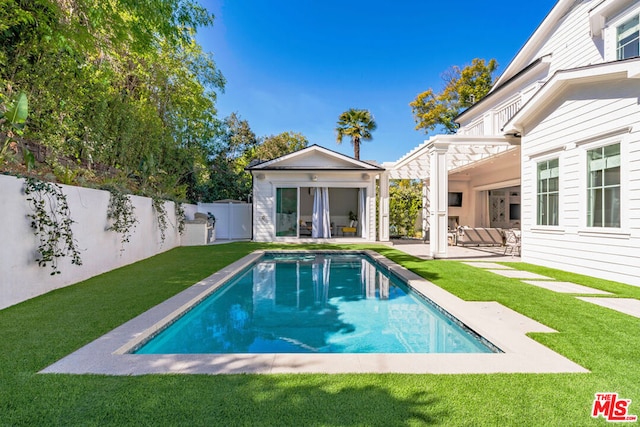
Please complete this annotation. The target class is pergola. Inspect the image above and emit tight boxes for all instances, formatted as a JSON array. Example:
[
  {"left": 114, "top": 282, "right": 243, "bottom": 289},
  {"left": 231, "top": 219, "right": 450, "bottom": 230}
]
[{"left": 379, "top": 134, "right": 520, "bottom": 258}]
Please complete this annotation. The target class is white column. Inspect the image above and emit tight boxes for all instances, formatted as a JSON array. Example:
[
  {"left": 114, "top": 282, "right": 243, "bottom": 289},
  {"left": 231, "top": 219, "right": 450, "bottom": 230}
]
[
  {"left": 378, "top": 171, "right": 390, "bottom": 241},
  {"left": 422, "top": 178, "right": 429, "bottom": 241},
  {"left": 429, "top": 142, "right": 449, "bottom": 258}
]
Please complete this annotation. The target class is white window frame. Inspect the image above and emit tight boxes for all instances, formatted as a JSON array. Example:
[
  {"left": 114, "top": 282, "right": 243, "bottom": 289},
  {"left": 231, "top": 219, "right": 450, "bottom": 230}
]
[
  {"left": 578, "top": 134, "right": 628, "bottom": 236},
  {"left": 536, "top": 157, "right": 560, "bottom": 227},
  {"left": 616, "top": 14, "right": 640, "bottom": 60},
  {"left": 604, "top": 3, "right": 640, "bottom": 62}
]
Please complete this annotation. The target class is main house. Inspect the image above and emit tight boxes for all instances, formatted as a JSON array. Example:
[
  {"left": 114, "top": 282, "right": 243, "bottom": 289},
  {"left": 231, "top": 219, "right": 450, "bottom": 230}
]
[{"left": 387, "top": 0, "right": 640, "bottom": 286}]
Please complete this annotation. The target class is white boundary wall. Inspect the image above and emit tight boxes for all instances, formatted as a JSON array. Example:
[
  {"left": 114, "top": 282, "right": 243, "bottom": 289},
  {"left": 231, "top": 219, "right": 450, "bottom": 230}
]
[
  {"left": 197, "top": 202, "right": 252, "bottom": 240},
  {"left": 0, "top": 174, "right": 196, "bottom": 310}
]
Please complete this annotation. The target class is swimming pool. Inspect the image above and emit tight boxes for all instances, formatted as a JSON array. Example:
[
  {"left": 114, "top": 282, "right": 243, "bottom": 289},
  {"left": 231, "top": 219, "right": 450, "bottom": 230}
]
[
  {"left": 134, "top": 252, "right": 497, "bottom": 354},
  {"left": 41, "top": 249, "right": 589, "bottom": 374}
]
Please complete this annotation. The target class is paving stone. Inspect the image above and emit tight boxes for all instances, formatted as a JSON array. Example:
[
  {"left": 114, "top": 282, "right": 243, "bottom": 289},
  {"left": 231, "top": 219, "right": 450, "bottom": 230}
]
[
  {"left": 577, "top": 298, "right": 640, "bottom": 319},
  {"left": 521, "top": 280, "right": 612, "bottom": 294}
]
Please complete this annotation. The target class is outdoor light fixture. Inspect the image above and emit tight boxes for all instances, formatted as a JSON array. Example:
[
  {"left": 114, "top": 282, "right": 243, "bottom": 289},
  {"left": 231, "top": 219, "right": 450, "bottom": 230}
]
[
  {"left": 311, "top": 175, "right": 318, "bottom": 181},
  {"left": 256, "top": 173, "right": 265, "bottom": 180},
  {"left": 362, "top": 173, "right": 370, "bottom": 180}
]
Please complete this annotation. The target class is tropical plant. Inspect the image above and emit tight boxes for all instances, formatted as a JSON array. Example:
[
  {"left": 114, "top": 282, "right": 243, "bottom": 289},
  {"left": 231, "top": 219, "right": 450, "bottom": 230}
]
[
  {"left": 0, "top": 91, "right": 28, "bottom": 164},
  {"left": 24, "top": 177, "right": 82, "bottom": 274},
  {"left": 335, "top": 108, "right": 377, "bottom": 160}
]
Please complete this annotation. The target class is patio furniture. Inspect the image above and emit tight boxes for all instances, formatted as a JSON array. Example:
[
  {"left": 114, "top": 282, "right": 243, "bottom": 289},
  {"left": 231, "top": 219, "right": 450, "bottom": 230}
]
[
  {"left": 504, "top": 229, "right": 521, "bottom": 256},
  {"left": 456, "top": 227, "right": 504, "bottom": 247},
  {"left": 299, "top": 220, "right": 312, "bottom": 236},
  {"left": 342, "top": 220, "right": 357, "bottom": 236}
]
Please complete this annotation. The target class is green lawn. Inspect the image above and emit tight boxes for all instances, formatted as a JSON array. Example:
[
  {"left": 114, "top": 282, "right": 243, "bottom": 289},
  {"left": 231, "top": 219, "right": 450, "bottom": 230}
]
[{"left": 1, "top": 242, "right": 639, "bottom": 426}]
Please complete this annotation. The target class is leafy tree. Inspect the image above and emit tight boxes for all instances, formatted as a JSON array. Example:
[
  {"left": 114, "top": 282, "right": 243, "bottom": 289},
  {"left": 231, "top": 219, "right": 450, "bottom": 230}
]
[
  {"left": 253, "top": 131, "right": 308, "bottom": 161},
  {"left": 335, "top": 108, "right": 377, "bottom": 160},
  {"left": 410, "top": 58, "right": 498, "bottom": 134},
  {"left": 0, "top": 0, "right": 224, "bottom": 202},
  {"left": 389, "top": 180, "right": 422, "bottom": 237}
]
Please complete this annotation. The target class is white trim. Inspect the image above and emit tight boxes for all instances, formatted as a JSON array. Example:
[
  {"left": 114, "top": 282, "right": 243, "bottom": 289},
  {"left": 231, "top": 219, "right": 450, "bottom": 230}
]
[
  {"left": 504, "top": 60, "right": 640, "bottom": 134},
  {"left": 473, "top": 178, "right": 522, "bottom": 192},
  {"left": 249, "top": 145, "right": 382, "bottom": 171},
  {"left": 577, "top": 133, "right": 628, "bottom": 232},
  {"left": 589, "top": 0, "right": 638, "bottom": 37}
]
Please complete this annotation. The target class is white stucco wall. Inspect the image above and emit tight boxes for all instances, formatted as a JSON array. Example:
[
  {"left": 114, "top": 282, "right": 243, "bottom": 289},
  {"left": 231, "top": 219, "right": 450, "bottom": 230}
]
[
  {"left": 0, "top": 174, "right": 194, "bottom": 309},
  {"left": 252, "top": 170, "right": 378, "bottom": 242},
  {"left": 520, "top": 79, "right": 640, "bottom": 286}
]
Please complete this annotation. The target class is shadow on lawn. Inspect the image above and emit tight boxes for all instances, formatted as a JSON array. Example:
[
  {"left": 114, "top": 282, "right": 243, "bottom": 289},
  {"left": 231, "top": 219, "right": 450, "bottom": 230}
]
[{"left": 61, "top": 374, "right": 445, "bottom": 426}]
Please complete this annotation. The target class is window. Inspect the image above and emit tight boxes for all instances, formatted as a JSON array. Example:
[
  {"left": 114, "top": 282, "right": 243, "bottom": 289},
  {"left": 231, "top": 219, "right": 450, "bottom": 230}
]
[
  {"left": 617, "top": 15, "right": 639, "bottom": 60},
  {"left": 587, "top": 143, "right": 620, "bottom": 228},
  {"left": 537, "top": 159, "right": 559, "bottom": 226}
]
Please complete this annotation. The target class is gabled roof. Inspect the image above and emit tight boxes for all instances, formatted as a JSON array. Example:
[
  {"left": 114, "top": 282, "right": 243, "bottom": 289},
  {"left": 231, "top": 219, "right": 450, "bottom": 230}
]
[
  {"left": 503, "top": 57, "right": 640, "bottom": 133},
  {"left": 491, "top": 0, "right": 571, "bottom": 90},
  {"left": 245, "top": 144, "right": 384, "bottom": 171}
]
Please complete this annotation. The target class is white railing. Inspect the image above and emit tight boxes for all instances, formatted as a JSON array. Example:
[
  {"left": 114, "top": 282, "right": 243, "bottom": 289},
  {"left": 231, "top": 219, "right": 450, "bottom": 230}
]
[
  {"left": 494, "top": 98, "right": 522, "bottom": 132},
  {"left": 464, "top": 120, "right": 485, "bottom": 136}
]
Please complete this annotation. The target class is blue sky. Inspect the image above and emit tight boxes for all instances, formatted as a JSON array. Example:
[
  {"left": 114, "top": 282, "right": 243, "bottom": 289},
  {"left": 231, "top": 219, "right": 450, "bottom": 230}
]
[{"left": 197, "top": 1, "right": 558, "bottom": 164}]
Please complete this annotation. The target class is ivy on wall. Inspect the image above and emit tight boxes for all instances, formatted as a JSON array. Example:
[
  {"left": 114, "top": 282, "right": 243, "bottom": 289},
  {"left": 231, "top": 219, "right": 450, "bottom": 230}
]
[
  {"left": 24, "top": 177, "right": 82, "bottom": 274},
  {"left": 107, "top": 189, "right": 137, "bottom": 253},
  {"left": 152, "top": 197, "right": 168, "bottom": 244}
]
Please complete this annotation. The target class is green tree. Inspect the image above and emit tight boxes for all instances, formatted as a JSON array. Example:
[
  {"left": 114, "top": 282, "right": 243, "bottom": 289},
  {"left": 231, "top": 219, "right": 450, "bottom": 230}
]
[
  {"left": 335, "top": 108, "right": 377, "bottom": 160},
  {"left": 410, "top": 58, "right": 498, "bottom": 134},
  {"left": 254, "top": 131, "right": 308, "bottom": 161},
  {"left": 389, "top": 180, "right": 422, "bottom": 237},
  {"left": 0, "top": 0, "right": 224, "bottom": 202}
]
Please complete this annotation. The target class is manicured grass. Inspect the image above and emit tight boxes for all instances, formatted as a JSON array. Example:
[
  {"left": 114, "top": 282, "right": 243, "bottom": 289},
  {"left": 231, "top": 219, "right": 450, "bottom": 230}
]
[{"left": 1, "top": 242, "right": 639, "bottom": 425}]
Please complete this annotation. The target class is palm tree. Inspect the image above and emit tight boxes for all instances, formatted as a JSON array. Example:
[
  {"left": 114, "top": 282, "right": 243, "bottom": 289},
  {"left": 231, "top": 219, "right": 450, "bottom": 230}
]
[{"left": 335, "top": 108, "right": 377, "bottom": 160}]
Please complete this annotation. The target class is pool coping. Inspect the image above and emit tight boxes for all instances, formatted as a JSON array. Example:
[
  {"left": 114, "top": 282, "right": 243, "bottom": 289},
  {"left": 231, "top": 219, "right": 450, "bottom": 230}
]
[{"left": 41, "top": 250, "right": 589, "bottom": 375}]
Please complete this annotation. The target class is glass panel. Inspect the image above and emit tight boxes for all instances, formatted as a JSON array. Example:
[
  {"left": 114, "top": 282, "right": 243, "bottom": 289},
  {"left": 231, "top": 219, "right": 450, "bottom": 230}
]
[
  {"left": 275, "top": 188, "right": 298, "bottom": 237},
  {"left": 549, "top": 176, "right": 559, "bottom": 192},
  {"left": 590, "top": 170, "right": 603, "bottom": 187},
  {"left": 604, "top": 187, "right": 621, "bottom": 228},
  {"left": 538, "top": 196, "right": 546, "bottom": 225},
  {"left": 590, "top": 188, "right": 603, "bottom": 227},
  {"left": 548, "top": 193, "right": 559, "bottom": 226},
  {"left": 617, "top": 15, "right": 640, "bottom": 60},
  {"left": 604, "top": 166, "right": 620, "bottom": 186}
]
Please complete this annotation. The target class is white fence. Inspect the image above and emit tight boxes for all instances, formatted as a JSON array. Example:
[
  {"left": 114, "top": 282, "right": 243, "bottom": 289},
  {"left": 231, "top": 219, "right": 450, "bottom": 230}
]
[
  {"left": 0, "top": 174, "right": 197, "bottom": 310},
  {"left": 197, "top": 202, "right": 252, "bottom": 240}
]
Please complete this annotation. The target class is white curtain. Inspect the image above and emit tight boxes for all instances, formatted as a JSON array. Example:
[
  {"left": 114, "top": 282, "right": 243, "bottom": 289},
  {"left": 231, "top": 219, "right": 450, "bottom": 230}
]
[
  {"left": 359, "top": 188, "right": 367, "bottom": 238},
  {"left": 312, "top": 187, "right": 331, "bottom": 238}
]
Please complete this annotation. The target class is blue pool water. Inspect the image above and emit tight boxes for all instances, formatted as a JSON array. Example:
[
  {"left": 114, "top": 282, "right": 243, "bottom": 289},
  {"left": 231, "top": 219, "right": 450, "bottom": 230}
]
[{"left": 135, "top": 253, "right": 496, "bottom": 354}]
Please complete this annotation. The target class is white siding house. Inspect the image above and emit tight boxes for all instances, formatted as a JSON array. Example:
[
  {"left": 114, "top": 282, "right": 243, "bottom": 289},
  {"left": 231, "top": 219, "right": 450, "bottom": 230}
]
[
  {"left": 388, "top": 0, "right": 640, "bottom": 286},
  {"left": 247, "top": 145, "right": 384, "bottom": 242}
]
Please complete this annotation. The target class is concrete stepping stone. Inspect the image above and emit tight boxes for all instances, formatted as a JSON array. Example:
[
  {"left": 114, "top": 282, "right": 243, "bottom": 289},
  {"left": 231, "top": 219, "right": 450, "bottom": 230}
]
[
  {"left": 577, "top": 298, "right": 640, "bottom": 319},
  {"left": 463, "top": 262, "right": 514, "bottom": 270},
  {"left": 521, "top": 280, "right": 612, "bottom": 294},
  {"left": 488, "top": 270, "right": 551, "bottom": 280}
]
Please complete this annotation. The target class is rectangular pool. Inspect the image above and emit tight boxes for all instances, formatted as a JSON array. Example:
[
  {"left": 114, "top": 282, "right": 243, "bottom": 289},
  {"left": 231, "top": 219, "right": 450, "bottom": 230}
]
[{"left": 134, "top": 252, "right": 497, "bottom": 354}]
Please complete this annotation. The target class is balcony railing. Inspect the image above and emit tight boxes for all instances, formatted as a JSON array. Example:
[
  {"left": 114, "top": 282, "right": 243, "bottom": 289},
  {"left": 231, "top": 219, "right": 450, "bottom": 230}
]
[{"left": 494, "top": 98, "right": 522, "bottom": 132}]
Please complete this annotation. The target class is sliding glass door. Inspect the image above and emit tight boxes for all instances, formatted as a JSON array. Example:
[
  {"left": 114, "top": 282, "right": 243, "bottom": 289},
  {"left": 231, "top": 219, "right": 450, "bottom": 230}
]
[{"left": 276, "top": 188, "right": 298, "bottom": 237}]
